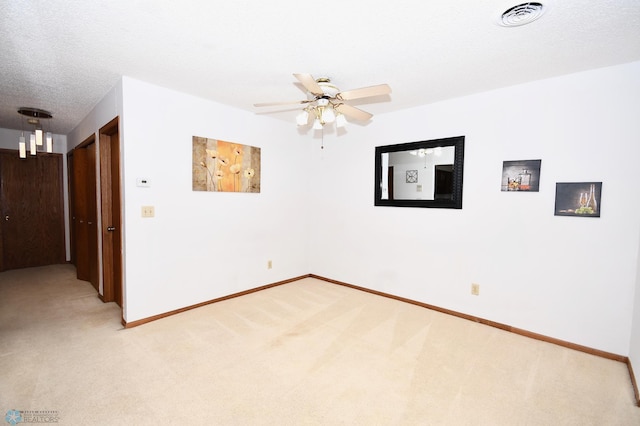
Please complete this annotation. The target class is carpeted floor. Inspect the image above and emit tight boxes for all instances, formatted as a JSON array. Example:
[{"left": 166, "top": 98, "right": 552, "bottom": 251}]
[{"left": 1, "top": 264, "right": 639, "bottom": 425}]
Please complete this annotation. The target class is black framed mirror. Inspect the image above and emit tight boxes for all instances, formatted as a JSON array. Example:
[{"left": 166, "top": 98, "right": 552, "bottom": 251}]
[{"left": 374, "top": 136, "right": 465, "bottom": 208}]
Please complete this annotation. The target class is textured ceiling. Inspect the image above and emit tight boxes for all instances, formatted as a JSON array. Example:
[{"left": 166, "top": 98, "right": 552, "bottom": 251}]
[{"left": 1, "top": 0, "right": 639, "bottom": 135}]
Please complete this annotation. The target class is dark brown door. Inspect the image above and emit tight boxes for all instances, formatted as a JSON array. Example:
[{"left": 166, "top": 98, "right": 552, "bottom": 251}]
[
  {"left": 0, "top": 150, "right": 65, "bottom": 271},
  {"left": 71, "top": 138, "right": 99, "bottom": 291},
  {"left": 86, "top": 142, "right": 99, "bottom": 290},
  {"left": 73, "top": 147, "right": 89, "bottom": 281},
  {"left": 99, "top": 117, "right": 123, "bottom": 307},
  {"left": 67, "top": 151, "right": 76, "bottom": 266}
]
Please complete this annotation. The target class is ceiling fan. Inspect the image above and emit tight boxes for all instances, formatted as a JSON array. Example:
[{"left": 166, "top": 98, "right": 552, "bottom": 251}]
[{"left": 254, "top": 73, "right": 391, "bottom": 127}]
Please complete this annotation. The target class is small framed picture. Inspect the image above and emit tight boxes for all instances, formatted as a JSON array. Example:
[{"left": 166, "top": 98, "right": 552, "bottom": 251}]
[
  {"left": 501, "top": 159, "right": 542, "bottom": 192},
  {"left": 554, "top": 182, "right": 602, "bottom": 217},
  {"left": 406, "top": 169, "right": 418, "bottom": 183}
]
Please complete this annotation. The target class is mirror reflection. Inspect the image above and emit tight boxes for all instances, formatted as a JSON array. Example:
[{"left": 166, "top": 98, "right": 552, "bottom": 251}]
[
  {"left": 375, "top": 136, "right": 464, "bottom": 209},
  {"left": 380, "top": 146, "right": 456, "bottom": 201}
]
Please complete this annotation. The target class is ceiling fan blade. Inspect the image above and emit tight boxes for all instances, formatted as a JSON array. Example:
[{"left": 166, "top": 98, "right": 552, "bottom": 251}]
[
  {"left": 335, "top": 104, "right": 373, "bottom": 121},
  {"left": 254, "top": 99, "right": 311, "bottom": 107},
  {"left": 337, "top": 84, "right": 391, "bottom": 101},
  {"left": 293, "top": 73, "right": 324, "bottom": 96}
]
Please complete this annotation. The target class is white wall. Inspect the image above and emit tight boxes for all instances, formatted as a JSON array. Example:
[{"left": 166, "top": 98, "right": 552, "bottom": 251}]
[
  {"left": 66, "top": 77, "right": 310, "bottom": 323},
  {"left": 630, "top": 228, "right": 640, "bottom": 394},
  {"left": 68, "top": 80, "right": 123, "bottom": 149},
  {"left": 119, "top": 78, "right": 310, "bottom": 322},
  {"left": 307, "top": 61, "right": 640, "bottom": 356}
]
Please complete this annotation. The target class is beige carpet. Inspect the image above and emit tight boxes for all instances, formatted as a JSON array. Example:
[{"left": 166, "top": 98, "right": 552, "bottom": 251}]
[{"left": 1, "top": 264, "right": 639, "bottom": 425}]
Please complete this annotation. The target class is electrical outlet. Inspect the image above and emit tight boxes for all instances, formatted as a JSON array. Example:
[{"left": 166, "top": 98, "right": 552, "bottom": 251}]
[
  {"left": 267, "top": 260, "right": 272, "bottom": 269},
  {"left": 471, "top": 283, "right": 480, "bottom": 296}
]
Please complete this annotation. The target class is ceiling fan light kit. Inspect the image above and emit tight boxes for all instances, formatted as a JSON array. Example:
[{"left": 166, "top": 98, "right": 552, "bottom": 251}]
[{"left": 254, "top": 73, "right": 391, "bottom": 131}]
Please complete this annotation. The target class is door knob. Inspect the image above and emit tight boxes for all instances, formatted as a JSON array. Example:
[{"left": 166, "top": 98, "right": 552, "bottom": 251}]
[
  {"left": 107, "top": 226, "right": 116, "bottom": 232},
  {"left": 4, "top": 215, "right": 8, "bottom": 221}
]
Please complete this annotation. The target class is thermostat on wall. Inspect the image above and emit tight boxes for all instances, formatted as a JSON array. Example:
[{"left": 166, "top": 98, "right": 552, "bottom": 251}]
[{"left": 136, "top": 177, "right": 151, "bottom": 187}]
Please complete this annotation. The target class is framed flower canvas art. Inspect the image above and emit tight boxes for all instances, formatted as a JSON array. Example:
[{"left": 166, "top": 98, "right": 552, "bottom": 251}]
[{"left": 192, "top": 136, "right": 261, "bottom": 193}]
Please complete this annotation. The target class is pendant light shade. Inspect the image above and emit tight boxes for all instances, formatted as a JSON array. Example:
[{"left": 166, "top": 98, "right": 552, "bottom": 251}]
[
  {"left": 296, "top": 109, "right": 310, "bottom": 126},
  {"left": 30, "top": 134, "right": 36, "bottom": 156},
  {"left": 321, "top": 106, "right": 335, "bottom": 123},
  {"left": 19, "top": 136, "right": 26, "bottom": 158}
]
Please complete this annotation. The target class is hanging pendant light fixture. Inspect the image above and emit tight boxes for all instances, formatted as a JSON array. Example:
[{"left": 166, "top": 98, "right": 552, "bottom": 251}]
[{"left": 17, "top": 107, "right": 54, "bottom": 158}]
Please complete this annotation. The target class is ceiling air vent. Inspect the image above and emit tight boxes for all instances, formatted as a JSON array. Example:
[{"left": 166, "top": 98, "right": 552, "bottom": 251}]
[{"left": 499, "top": 2, "right": 547, "bottom": 27}]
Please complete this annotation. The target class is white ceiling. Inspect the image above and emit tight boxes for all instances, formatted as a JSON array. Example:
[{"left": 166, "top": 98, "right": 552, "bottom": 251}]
[{"left": 1, "top": 0, "right": 639, "bottom": 135}]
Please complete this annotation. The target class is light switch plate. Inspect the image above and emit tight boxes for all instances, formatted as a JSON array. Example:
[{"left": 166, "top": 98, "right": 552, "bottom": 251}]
[{"left": 141, "top": 206, "right": 155, "bottom": 218}]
